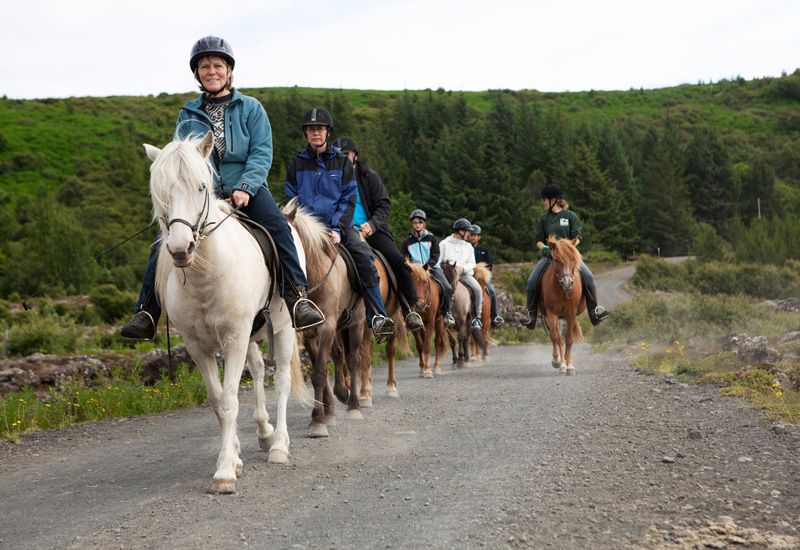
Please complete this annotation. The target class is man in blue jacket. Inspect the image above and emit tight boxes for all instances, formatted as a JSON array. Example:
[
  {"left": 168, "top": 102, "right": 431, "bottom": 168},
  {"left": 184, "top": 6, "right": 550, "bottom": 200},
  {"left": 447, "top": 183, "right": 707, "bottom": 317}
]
[{"left": 285, "top": 108, "right": 394, "bottom": 338}]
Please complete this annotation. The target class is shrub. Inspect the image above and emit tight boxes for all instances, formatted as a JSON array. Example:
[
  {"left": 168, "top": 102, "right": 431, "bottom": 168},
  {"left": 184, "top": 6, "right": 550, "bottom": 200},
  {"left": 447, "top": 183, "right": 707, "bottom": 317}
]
[
  {"left": 6, "top": 312, "right": 82, "bottom": 356},
  {"left": 631, "top": 255, "right": 689, "bottom": 292},
  {"left": 90, "top": 284, "right": 136, "bottom": 323}
]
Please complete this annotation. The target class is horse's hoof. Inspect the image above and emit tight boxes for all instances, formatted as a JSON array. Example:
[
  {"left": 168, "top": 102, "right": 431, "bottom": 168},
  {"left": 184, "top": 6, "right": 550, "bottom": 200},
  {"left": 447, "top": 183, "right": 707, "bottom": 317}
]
[
  {"left": 559, "top": 364, "right": 567, "bottom": 373},
  {"left": 325, "top": 415, "right": 337, "bottom": 427},
  {"left": 258, "top": 437, "right": 270, "bottom": 451},
  {"left": 551, "top": 361, "right": 561, "bottom": 369},
  {"left": 386, "top": 388, "right": 400, "bottom": 398},
  {"left": 456, "top": 361, "right": 465, "bottom": 369},
  {"left": 433, "top": 367, "right": 442, "bottom": 376},
  {"left": 346, "top": 408, "right": 364, "bottom": 420},
  {"left": 565, "top": 366, "right": 575, "bottom": 376},
  {"left": 268, "top": 448, "right": 289, "bottom": 464},
  {"left": 235, "top": 460, "right": 243, "bottom": 477},
  {"left": 359, "top": 397, "right": 373, "bottom": 408},
  {"left": 212, "top": 478, "right": 236, "bottom": 494},
  {"left": 309, "top": 423, "right": 329, "bottom": 438},
  {"left": 422, "top": 371, "right": 433, "bottom": 379}
]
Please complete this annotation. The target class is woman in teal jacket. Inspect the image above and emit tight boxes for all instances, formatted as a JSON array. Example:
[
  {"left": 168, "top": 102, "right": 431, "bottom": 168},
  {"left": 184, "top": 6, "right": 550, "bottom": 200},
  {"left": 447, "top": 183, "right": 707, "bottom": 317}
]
[{"left": 121, "top": 36, "right": 323, "bottom": 340}]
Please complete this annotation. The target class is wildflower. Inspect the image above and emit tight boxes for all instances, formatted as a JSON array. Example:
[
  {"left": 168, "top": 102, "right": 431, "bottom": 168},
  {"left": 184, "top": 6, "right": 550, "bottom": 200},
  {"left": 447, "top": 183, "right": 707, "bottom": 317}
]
[
  {"left": 44, "top": 404, "right": 51, "bottom": 408},
  {"left": 18, "top": 398, "right": 26, "bottom": 403},
  {"left": 665, "top": 348, "right": 673, "bottom": 355},
  {"left": 776, "top": 391, "right": 783, "bottom": 398},
  {"left": 73, "top": 403, "right": 81, "bottom": 408}
]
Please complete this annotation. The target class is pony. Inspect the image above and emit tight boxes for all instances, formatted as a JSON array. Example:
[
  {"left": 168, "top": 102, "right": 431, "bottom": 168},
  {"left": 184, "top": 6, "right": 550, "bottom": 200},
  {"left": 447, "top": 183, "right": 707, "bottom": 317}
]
[
  {"left": 470, "top": 264, "right": 497, "bottom": 360},
  {"left": 539, "top": 237, "right": 585, "bottom": 374},
  {"left": 282, "top": 200, "right": 365, "bottom": 437},
  {"left": 440, "top": 262, "right": 483, "bottom": 367},
  {"left": 407, "top": 262, "right": 450, "bottom": 378},
  {"left": 147, "top": 134, "right": 308, "bottom": 494},
  {"left": 353, "top": 252, "right": 409, "bottom": 406}
]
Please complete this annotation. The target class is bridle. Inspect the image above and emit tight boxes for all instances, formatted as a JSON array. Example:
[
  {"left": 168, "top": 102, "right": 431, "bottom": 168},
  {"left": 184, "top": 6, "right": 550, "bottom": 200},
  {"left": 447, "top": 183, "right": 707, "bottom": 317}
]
[
  {"left": 162, "top": 182, "right": 240, "bottom": 244},
  {"left": 551, "top": 256, "right": 577, "bottom": 294}
]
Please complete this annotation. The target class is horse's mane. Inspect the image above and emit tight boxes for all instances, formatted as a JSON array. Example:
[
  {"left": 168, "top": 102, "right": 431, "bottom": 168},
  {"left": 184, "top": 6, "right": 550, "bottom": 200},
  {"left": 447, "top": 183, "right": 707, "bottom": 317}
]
[
  {"left": 281, "top": 199, "right": 337, "bottom": 282},
  {"left": 548, "top": 237, "right": 582, "bottom": 268},
  {"left": 440, "top": 261, "right": 459, "bottom": 286},
  {"left": 473, "top": 263, "right": 491, "bottom": 286},
  {"left": 148, "top": 136, "right": 218, "bottom": 222},
  {"left": 407, "top": 261, "right": 430, "bottom": 283}
]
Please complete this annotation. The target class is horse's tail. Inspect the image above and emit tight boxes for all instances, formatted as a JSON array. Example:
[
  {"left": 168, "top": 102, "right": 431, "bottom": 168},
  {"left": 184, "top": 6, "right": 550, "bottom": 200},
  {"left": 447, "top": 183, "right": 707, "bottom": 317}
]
[
  {"left": 290, "top": 335, "right": 314, "bottom": 406},
  {"left": 573, "top": 318, "right": 584, "bottom": 344},
  {"left": 473, "top": 263, "right": 491, "bottom": 287},
  {"left": 393, "top": 310, "right": 411, "bottom": 356},
  {"left": 435, "top": 316, "right": 451, "bottom": 359}
]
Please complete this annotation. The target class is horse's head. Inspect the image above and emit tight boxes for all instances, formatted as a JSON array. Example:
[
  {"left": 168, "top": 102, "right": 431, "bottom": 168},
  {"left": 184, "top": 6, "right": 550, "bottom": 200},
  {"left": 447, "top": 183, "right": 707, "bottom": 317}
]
[
  {"left": 548, "top": 237, "right": 582, "bottom": 294},
  {"left": 440, "top": 261, "right": 459, "bottom": 287},
  {"left": 145, "top": 133, "right": 216, "bottom": 268}
]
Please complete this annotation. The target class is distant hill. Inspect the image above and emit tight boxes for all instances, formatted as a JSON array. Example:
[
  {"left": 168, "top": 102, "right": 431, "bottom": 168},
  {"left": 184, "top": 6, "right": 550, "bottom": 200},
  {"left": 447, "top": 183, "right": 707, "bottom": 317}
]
[{"left": 1, "top": 71, "right": 799, "bottom": 297}]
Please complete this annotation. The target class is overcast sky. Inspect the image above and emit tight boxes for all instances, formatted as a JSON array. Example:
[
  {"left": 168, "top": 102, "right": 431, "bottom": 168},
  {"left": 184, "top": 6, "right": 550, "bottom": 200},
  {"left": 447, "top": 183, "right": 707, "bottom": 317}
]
[{"left": 5, "top": 0, "right": 799, "bottom": 99}]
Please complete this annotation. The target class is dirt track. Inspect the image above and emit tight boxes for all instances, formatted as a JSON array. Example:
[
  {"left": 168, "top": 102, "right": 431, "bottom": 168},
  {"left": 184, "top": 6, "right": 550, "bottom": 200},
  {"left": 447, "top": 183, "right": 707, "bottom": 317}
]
[{"left": 0, "top": 263, "right": 798, "bottom": 549}]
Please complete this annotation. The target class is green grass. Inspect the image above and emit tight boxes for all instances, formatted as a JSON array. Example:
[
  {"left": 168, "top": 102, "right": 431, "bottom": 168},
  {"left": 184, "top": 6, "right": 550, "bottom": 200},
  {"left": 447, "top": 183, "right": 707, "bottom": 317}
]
[{"left": 0, "top": 365, "right": 208, "bottom": 443}]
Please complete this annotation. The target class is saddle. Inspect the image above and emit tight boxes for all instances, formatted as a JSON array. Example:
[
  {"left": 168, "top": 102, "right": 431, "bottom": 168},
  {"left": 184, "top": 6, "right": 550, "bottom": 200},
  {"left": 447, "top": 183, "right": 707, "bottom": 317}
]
[
  {"left": 335, "top": 243, "right": 363, "bottom": 328},
  {"left": 234, "top": 214, "right": 281, "bottom": 337},
  {"left": 370, "top": 247, "right": 399, "bottom": 306}
]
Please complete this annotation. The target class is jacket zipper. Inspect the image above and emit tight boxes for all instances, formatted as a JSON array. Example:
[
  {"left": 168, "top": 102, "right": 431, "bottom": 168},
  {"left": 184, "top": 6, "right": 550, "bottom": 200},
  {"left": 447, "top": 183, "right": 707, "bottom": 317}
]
[{"left": 228, "top": 119, "right": 234, "bottom": 154}]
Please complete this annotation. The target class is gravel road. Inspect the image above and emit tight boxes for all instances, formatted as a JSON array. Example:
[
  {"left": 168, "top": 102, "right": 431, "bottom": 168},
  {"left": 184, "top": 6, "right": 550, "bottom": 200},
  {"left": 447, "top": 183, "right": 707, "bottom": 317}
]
[{"left": 1, "top": 263, "right": 797, "bottom": 549}]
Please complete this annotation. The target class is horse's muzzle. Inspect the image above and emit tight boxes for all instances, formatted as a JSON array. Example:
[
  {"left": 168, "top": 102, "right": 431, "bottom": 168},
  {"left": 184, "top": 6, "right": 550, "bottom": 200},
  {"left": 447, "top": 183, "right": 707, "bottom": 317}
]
[
  {"left": 168, "top": 241, "right": 196, "bottom": 267},
  {"left": 559, "top": 276, "right": 574, "bottom": 293}
]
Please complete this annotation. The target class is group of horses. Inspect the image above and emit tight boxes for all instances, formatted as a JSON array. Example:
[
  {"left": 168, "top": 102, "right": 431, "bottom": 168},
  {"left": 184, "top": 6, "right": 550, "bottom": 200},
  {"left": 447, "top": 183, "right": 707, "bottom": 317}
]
[{"left": 145, "top": 134, "right": 586, "bottom": 493}]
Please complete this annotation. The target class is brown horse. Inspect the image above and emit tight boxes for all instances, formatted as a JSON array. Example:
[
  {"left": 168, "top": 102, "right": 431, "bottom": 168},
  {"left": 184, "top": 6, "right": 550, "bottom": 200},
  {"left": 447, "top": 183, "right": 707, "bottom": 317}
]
[
  {"left": 441, "top": 262, "right": 483, "bottom": 367},
  {"left": 283, "top": 200, "right": 365, "bottom": 437},
  {"left": 352, "top": 254, "right": 410, "bottom": 406},
  {"left": 540, "top": 237, "right": 585, "bottom": 375},
  {"left": 470, "top": 264, "right": 496, "bottom": 360},
  {"left": 407, "top": 262, "right": 450, "bottom": 378}
]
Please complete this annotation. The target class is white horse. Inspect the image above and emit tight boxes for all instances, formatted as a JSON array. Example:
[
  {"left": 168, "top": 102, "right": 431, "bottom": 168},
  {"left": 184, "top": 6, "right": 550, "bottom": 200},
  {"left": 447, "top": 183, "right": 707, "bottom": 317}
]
[{"left": 145, "top": 133, "right": 309, "bottom": 494}]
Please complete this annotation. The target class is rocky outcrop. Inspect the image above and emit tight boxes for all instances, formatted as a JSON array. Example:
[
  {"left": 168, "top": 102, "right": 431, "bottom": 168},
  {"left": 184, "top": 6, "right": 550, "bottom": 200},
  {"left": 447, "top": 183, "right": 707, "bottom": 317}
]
[{"left": 726, "top": 334, "right": 782, "bottom": 364}]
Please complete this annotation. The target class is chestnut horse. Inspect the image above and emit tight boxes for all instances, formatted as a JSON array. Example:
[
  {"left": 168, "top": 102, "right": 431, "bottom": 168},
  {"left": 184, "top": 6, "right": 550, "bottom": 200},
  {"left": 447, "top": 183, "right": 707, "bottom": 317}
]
[
  {"left": 351, "top": 254, "right": 409, "bottom": 406},
  {"left": 407, "top": 262, "right": 450, "bottom": 378},
  {"left": 470, "top": 264, "right": 496, "bottom": 360},
  {"left": 540, "top": 237, "right": 585, "bottom": 375}
]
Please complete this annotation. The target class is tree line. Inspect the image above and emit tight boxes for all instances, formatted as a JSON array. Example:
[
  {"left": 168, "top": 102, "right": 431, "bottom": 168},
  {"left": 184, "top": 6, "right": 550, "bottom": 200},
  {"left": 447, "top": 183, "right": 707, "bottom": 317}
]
[{"left": 0, "top": 71, "right": 799, "bottom": 299}]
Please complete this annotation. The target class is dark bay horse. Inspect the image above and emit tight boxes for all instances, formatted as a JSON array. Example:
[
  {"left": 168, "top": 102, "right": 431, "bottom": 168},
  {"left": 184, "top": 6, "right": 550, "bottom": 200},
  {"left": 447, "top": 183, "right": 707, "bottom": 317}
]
[
  {"left": 540, "top": 238, "right": 585, "bottom": 375},
  {"left": 283, "top": 200, "right": 365, "bottom": 437},
  {"left": 407, "top": 262, "right": 450, "bottom": 378}
]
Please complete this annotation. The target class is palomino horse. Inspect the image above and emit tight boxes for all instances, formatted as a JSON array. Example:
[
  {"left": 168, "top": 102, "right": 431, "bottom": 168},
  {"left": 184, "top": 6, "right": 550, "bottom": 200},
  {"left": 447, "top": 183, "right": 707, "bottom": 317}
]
[
  {"left": 441, "top": 262, "right": 483, "bottom": 367},
  {"left": 147, "top": 134, "right": 308, "bottom": 493},
  {"left": 540, "top": 237, "right": 585, "bottom": 375},
  {"left": 282, "top": 200, "right": 365, "bottom": 437},
  {"left": 353, "top": 253, "right": 409, "bottom": 406},
  {"left": 470, "top": 264, "right": 496, "bottom": 360},
  {"left": 408, "top": 262, "right": 450, "bottom": 378}
]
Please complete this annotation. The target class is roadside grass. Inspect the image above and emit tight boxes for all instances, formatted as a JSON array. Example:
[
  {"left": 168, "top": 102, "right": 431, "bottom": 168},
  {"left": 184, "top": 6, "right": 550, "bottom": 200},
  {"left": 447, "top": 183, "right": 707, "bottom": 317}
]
[
  {"left": 1, "top": 365, "right": 208, "bottom": 443},
  {"left": 595, "top": 291, "right": 800, "bottom": 423}
]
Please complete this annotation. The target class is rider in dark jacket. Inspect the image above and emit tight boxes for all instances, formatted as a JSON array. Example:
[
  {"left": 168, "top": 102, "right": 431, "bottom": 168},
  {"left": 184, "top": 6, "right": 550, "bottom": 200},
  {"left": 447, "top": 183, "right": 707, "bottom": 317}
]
[
  {"left": 522, "top": 183, "right": 608, "bottom": 329},
  {"left": 469, "top": 225, "right": 504, "bottom": 328},
  {"left": 332, "top": 136, "right": 423, "bottom": 332},
  {"left": 285, "top": 109, "right": 394, "bottom": 338}
]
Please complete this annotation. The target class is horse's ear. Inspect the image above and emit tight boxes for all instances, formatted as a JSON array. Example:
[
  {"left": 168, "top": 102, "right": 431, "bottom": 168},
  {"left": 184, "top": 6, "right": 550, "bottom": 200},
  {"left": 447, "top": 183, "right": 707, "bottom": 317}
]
[
  {"left": 198, "top": 132, "right": 214, "bottom": 159},
  {"left": 283, "top": 198, "right": 298, "bottom": 222},
  {"left": 143, "top": 144, "right": 161, "bottom": 161},
  {"left": 547, "top": 236, "right": 557, "bottom": 247}
]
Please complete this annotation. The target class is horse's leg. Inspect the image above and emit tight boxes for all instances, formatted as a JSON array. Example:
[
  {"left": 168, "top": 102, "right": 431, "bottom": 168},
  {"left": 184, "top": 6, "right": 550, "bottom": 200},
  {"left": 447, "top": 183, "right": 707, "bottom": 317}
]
[
  {"left": 433, "top": 316, "right": 445, "bottom": 375},
  {"left": 358, "top": 323, "right": 374, "bottom": 408},
  {"left": 213, "top": 335, "right": 250, "bottom": 493},
  {"left": 264, "top": 327, "right": 297, "bottom": 463},
  {"left": 246, "top": 342, "right": 274, "bottom": 452},
  {"left": 564, "top": 314, "right": 576, "bottom": 376},
  {"left": 450, "top": 329, "right": 458, "bottom": 365},
  {"left": 345, "top": 325, "right": 364, "bottom": 418},
  {"left": 386, "top": 334, "right": 400, "bottom": 398},
  {"left": 546, "top": 312, "right": 562, "bottom": 369},
  {"left": 182, "top": 343, "right": 230, "bottom": 491},
  {"left": 309, "top": 328, "right": 335, "bottom": 438},
  {"left": 331, "top": 332, "right": 349, "bottom": 408},
  {"left": 556, "top": 318, "right": 567, "bottom": 373},
  {"left": 418, "top": 322, "right": 433, "bottom": 379}
]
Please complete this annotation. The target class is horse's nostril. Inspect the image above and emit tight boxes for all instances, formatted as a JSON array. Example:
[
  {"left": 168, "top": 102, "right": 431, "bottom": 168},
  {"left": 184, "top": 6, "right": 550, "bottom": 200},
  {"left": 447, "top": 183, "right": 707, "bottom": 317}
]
[{"left": 188, "top": 241, "right": 196, "bottom": 254}]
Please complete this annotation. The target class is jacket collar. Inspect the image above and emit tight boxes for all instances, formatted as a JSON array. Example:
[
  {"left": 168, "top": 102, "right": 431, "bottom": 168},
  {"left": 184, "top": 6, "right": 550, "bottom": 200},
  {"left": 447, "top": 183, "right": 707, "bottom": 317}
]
[
  {"left": 299, "top": 142, "right": 340, "bottom": 160},
  {"left": 184, "top": 88, "right": 242, "bottom": 113}
]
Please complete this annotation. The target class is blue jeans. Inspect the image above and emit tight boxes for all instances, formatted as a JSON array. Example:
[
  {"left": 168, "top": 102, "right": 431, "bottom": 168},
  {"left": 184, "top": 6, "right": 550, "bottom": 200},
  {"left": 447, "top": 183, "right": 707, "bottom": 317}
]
[{"left": 486, "top": 280, "right": 498, "bottom": 319}]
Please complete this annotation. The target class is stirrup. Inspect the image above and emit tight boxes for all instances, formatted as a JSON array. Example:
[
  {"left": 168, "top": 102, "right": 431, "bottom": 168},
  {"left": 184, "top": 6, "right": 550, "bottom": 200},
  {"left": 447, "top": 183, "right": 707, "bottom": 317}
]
[
  {"left": 371, "top": 314, "right": 395, "bottom": 338},
  {"left": 492, "top": 316, "right": 504, "bottom": 328},
  {"left": 120, "top": 310, "right": 156, "bottom": 340},
  {"left": 444, "top": 312, "right": 456, "bottom": 328},
  {"left": 291, "top": 297, "right": 325, "bottom": 331},
  {"left": 404, "top": 311, "right": 424, "bottom": 332}
]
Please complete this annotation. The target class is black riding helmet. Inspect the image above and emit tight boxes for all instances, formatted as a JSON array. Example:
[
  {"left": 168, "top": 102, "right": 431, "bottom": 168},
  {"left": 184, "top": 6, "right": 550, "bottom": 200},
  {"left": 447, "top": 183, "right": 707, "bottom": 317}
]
[
  {"left": 540, "top": 183, "right": 564, "bottom": 200},
  {"left": 452, "top": 218, "right": 472, "bottom": 231},
  {"left": 301, "top": 108, "right": 334, "bottom": 132},
  {"left": 332, "top": 136, "right": 358, "bottom": 154},
  {"left": 190, "top": 36, "right": 235, "bottom": 72},
  {"left": 409, "top": 209, "right": 427, "bottom": 221},
  {"left": 471, "top": 224, "right": 482, "bottom": 235}
]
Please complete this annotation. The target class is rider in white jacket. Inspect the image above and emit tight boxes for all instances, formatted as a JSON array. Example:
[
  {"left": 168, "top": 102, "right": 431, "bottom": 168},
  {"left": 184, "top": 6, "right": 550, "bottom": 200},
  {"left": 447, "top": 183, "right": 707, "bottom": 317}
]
[{"left": 439, "top": 218, "right": 483, "bottom": 329}]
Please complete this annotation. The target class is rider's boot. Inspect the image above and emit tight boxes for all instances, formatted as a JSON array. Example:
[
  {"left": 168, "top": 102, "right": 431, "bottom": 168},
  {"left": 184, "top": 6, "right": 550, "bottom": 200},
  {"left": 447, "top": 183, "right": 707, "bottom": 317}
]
[
  {"left": 285, "top": 287, "right": 325, "bottom": 331},
  {"left": 444, "top": 311, "right": 456, "bottom": 329},
  {"left": 492, "top": 315, "right": 504, "bottom": 328},
  {"left": 471, "top": 318, "right": 482, "bottom": 330},
  {"left": 404, "top": 310, "right": 424, "bottom": 332},
  {"left": 120, "top": 309, "right": 157, "bottom": 340},
  {"left": 364, "top": 285, "right": 395, "bottom": 338},
  {"left": 583, "top": 285, "right": 609, "bottom": 326}
]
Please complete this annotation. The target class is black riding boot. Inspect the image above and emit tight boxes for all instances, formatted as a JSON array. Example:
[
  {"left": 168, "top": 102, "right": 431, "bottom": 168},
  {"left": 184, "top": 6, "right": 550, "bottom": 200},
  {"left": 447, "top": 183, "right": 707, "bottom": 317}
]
[
  {"left": 121, "top": 309, "right": 157, "bottom": 340},
  {"left": 522, "top": 287, "right": 540, "bottom": 330},
  {"left": 284, "top": 286, "right": 325, "bottom": 331},
  {"left": 583, "top": 288, "right": 608, "bottom": 326}
]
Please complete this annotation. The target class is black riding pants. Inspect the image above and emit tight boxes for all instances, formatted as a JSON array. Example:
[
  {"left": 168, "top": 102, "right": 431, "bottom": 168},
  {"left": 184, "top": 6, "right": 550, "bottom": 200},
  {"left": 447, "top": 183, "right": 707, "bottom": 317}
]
[
  {"left": 339, "top": 225, "right": 380, "bottom": 288},
  {"left": 366, "top": 231, "right": 419, "bottom": 311}
]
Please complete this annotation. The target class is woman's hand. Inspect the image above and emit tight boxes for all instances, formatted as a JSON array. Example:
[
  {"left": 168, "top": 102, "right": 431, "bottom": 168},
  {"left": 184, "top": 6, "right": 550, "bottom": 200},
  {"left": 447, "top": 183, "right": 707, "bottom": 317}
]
[
  {"left": 231, "top": 190, "right": 250, "bottom": 208},
  {"left": 359, "top": 223, "right": 374, "bottom": 237},
  {"left": 330, "top": 230, "right": 341, "bottom": 245}
]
